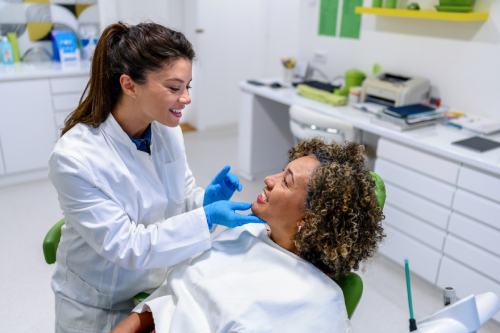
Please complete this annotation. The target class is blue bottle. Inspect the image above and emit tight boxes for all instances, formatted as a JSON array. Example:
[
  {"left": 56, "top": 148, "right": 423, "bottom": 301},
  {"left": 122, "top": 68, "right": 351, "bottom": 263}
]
[{"left": 1, "top": 36, "right": 14, "bottom": 64}]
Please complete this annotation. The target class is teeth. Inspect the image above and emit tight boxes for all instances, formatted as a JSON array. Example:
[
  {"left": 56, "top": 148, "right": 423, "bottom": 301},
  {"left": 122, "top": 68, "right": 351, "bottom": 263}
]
[
  {"left": 261, "top": 191, "right": 267, "bottom": 202},
  {"left": 170, "top": 109, "right": 182, "bottom": 114}
]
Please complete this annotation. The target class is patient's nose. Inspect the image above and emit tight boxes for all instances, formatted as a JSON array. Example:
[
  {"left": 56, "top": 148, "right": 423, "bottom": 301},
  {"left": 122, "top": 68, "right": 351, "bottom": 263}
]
[{"left": 264, "top": 175, "right": 274, "bottom": 189}]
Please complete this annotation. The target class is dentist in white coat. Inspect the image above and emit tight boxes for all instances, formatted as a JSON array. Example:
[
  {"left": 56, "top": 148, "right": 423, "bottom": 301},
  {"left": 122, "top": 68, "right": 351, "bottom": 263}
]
[{"left": 48, "top": 22, "right": 264, "bottom": 333}]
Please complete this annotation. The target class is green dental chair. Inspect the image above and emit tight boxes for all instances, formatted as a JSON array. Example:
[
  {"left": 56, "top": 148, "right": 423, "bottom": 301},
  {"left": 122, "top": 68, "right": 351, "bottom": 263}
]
[{"left": 43, "top": 172, "right": 386, "bottom": 319}]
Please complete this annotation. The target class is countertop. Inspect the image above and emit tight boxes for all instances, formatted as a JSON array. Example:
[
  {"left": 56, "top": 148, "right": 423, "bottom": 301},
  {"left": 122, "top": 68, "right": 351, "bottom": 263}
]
[
  {"left": 0, "top": 61, "right": 90, "bottom": 81},
  {"left": 239, "top": 80, "right": 500, "bottom": 176}
]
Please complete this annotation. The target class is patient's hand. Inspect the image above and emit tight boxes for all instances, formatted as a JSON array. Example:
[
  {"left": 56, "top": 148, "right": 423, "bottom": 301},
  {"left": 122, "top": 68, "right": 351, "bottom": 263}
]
[{"left": 111, "top": 312, "right": 154, "bottom": 333}]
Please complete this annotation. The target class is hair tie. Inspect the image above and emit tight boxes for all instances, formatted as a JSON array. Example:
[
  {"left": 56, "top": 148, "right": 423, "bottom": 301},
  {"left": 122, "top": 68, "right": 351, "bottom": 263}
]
[{"left": 118, "top": 21, "right": 129, "bottom": 32}]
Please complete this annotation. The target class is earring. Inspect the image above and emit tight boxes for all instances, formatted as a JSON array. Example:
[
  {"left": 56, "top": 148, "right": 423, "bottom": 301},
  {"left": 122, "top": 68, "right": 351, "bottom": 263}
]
[
  {"left": 298, "top": 225, "right": 302, "bottom": 233},
  {"left": 132, "top": 94, "right": 136, "bottom": 99}
]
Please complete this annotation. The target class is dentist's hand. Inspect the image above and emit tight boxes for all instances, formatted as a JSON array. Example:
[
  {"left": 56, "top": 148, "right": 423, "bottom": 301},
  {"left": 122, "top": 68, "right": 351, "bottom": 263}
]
[
  {"left": 204, "top": 201, "right": 266, "bottom": 229},
  {"left": 204, "top": 165, "right": 242, "bottom": 206}
]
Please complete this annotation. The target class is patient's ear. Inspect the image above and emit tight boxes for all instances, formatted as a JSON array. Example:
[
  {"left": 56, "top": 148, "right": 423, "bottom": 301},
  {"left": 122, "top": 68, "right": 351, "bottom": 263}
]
[{"left": 297, "top": 218, "right": 307, "bottom": 230}]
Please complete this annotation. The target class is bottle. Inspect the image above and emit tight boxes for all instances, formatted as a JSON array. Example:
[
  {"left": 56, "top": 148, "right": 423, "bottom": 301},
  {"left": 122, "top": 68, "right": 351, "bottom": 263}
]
[
  {"left": 1, "top": 36, "right": 14, "bottom": 65},
  {"left": 443, "top": 287, "right": 456, "bottom": 306}
]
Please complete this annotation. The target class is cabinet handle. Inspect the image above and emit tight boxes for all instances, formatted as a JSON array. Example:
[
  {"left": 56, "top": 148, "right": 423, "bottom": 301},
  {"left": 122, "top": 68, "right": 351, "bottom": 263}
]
[{"left": 195, "top": 29, "right": 204, "bottom": 33}]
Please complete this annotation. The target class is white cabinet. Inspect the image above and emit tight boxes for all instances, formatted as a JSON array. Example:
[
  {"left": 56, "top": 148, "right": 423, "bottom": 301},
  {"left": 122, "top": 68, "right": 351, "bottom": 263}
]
[
  {"left": 0, "top": 65, "right": 89, "bottom": 187},
  {"left": 50, "top": 76, "right": 88, "bottom": 138},
  {"left": 0, "top": 79, "right": 55, "bottom": 174},
  {"left": 376, "top": 138, "right": 500, "bottom": 324},
  {"left": 379, "top": 225, "right": 442, "bottom": 284},
  {"left": 377, "top": 137, "right": 461, "bottom": 185},
  {"left": 375, "top": 157, "right": 455, "bottom": 207},
  {"left": 0, "top": 143, "right": 5, "bottom": 175}
]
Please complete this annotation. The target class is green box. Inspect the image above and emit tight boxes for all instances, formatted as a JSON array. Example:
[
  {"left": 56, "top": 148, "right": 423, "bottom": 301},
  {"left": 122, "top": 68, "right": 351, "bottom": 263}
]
[{"left": 439, "top": 0, "right": 475, "bottom": 5}]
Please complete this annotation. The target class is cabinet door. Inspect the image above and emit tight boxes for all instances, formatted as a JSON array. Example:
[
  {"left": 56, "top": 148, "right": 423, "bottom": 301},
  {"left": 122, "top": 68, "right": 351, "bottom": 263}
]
[
  {"left": 0, "top": 143, "right": 5, "bottom": 175},
  {"left": 0, "top": 79, "right": 55, "bottom": 174}
]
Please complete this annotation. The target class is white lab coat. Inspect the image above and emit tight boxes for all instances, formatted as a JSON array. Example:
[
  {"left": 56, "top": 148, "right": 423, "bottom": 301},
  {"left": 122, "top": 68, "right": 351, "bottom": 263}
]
[
  {"left": 49, "top": 114, "right": 212, "bottom": 333},
  {"left": 134, "top": 224, "right": 353, "bottom": 333}
]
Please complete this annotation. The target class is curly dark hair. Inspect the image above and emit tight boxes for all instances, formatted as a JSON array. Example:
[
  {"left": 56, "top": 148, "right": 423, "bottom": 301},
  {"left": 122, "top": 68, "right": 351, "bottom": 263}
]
[{"left": 289, "top": 138, "right": 385, "bottom": 279}]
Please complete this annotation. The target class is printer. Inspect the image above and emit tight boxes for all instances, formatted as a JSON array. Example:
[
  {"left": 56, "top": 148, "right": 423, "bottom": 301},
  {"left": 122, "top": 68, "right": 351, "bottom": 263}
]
[{"left": 360, "top": 72, "right": 431, "bottom": 107}]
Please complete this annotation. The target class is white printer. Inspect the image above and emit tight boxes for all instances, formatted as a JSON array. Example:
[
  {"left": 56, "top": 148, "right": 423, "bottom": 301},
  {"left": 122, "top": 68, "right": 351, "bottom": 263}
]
[{"left": 361, "top": 72, "right": 431, "bottom": 107}]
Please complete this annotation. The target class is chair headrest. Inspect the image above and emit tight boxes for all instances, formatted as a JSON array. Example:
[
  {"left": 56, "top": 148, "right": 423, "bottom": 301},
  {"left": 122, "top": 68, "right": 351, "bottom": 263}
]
[{"left": 369, "top": 171, "right": 386, "bottom": 210}]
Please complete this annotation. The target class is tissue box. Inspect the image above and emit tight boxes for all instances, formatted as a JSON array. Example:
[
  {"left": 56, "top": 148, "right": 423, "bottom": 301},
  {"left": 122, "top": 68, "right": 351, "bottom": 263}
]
[{"left": 50, "top": 30, "right": 80, "bottom": 63}]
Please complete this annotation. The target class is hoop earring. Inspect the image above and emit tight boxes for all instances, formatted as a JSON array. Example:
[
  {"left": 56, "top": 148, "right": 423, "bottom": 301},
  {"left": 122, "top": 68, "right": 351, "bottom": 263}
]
[{"left": 298, "top": 225, "right": 302, "bottom": 233}]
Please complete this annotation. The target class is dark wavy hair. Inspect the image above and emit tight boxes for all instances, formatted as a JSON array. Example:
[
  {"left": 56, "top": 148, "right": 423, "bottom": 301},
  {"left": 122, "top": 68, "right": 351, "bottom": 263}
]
[
  {"left": 289, "top": 138, "right": 385, "bottom": 279},
  {"left": 61, "top": 22, "right": 195, "bottom": 136}
]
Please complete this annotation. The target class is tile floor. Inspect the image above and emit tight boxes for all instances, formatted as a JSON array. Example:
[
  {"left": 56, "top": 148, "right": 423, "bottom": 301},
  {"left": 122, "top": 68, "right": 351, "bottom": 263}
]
[{"left": 0, "top": 127, "right": 498, "bottom": 332}]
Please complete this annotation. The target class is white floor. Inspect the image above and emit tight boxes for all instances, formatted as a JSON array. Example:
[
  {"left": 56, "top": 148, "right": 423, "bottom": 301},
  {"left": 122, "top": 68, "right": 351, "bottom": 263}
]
[{"left": 0, "top": 127, "right": 498, "bottom": 332}]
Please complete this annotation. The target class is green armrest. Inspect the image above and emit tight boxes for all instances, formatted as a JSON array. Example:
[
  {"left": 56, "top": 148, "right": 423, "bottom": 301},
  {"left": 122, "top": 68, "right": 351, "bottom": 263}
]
[
  {"left": 369, "top": 171, "right": 386, "bottom": 210},
  {"left": 43, "top": 218, "right": 65, "bottom": 264},
  {"left": 334, "top": 272, "right": 363, "bottom": 319},
  {"left": 134, "top": 292, "right": 150, "bottom": 304},
  {"left": 43, "top": 218, "right": 151, "bottom": 304}
]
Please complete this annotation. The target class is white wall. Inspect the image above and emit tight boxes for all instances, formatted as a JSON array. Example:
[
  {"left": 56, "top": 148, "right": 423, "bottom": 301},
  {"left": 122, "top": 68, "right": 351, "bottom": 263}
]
[
  {"left": 185, "top": 0, "right": 302, "bottom": 130},
  {"left": 297, "top": 0, "right": 500, "bottom": 119},
  {"left": 98, "top": 0, "right": 170, "bottom": 27}
]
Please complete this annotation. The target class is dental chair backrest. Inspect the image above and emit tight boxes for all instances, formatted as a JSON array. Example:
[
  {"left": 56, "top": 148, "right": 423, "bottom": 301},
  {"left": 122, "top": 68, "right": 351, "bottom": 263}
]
[
  {"left": 335, "top": 171, "right": 386, "bottom": 319},
  {"left": 289, "top": 104, "right": 356, "bottom": 145},
  {"left": 42, "top": 173, "right": 385, "bottom": 319}
]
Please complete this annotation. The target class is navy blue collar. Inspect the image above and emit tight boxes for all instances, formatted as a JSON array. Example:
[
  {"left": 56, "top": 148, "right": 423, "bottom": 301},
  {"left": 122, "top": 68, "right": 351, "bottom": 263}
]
[{"left": 128, "top": 124, "right": 151, "bottom": 154}]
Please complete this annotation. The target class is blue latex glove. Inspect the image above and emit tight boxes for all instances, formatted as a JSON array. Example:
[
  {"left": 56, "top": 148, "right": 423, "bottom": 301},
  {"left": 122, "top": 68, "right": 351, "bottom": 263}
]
[
  {"left": 204, "top": 201, "right": 266, "bottom": 229},
  {"left": 204, "top": 165, "right": 242, "bottom": 206}
]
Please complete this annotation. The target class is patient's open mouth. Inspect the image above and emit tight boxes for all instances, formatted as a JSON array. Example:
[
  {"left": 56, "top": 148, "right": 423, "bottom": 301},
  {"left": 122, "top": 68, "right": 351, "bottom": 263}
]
[{"left": 257, "top": 189, "right": 268, "bottom": 204}]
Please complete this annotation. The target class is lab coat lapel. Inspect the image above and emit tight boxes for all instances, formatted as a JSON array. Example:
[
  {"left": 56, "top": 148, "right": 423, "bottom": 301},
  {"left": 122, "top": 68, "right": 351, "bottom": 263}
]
[{"left": 100, "top": 114, "right": 169, "bottom": 225}]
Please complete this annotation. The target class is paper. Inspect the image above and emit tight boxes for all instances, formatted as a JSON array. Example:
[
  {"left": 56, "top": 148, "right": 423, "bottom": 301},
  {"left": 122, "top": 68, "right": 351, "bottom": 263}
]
[
  {"left": 318, "top": 0, "right": 339, "bottom": 37},
  {"left": 339, "top": 0, "right": 363, "bottom": 39}
]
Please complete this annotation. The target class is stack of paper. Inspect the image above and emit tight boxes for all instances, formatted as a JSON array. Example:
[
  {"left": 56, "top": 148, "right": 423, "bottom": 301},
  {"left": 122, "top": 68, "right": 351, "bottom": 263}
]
[
  {"left": 447, "top": 116, "right": 500, "bottom": 135},
  {"left": 371, "top": 104, "right": 447, "bottom": 131}
]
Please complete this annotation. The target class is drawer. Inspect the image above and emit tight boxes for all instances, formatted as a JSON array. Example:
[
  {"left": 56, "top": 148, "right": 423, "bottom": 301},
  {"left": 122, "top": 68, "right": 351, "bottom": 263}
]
[
  {"left": 377, "top": 138, "right": 460, "bottom": 185},
  {"left": 50, "top": 76, "right": 88, "bottom": 94},
  {"left": 443, "top": 235, "right": 500, "bottom": 283},
  {"left": 448, "top": 212, "right": 500, "bottom": 256},
  {"left": 452, "top": 188, "right": 500, "bottom": 231},
  {"left": 457, "top": 165, "right": 500, "bottom": 204},
  {"left": 375, "top": 158, "right": 456, "bottom": 208},
  {"left": 384, "top": 204, "right": 446, "bottom": 251},
  {"left": 437, "top": 256, "right": 500, "bottom": 322},
  {"left": 379, "top": 225, "right": 441, "bottom": 285},
  {"left": 384, "top": 183, "right": 450, "bottom": 230},
  {"left": 52, "top": 93, "right": 81, "bottom": 112}
]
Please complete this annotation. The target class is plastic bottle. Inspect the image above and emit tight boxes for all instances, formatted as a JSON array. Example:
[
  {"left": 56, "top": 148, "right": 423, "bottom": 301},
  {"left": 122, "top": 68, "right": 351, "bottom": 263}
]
[{"left": 1, "top": 36, "right": 14, "bottom": 64}]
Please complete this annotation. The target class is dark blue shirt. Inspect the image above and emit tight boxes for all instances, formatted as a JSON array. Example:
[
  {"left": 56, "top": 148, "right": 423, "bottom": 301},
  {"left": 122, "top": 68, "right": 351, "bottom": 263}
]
[{"left": 128, "top": 124, "right": 151, "bottom": 154}]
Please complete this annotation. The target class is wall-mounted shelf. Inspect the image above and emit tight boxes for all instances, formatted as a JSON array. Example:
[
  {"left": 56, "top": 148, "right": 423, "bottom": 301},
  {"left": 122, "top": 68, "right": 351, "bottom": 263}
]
[{"left": 355, "top": 7, "right": 489, "bottom": 22}]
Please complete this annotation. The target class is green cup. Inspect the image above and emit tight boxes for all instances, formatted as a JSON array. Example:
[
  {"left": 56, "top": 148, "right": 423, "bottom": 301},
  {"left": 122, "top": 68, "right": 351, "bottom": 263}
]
[
  {"left": 373, "top": 0, "right": 383, "bottom": 7},
  {"left": 385, "top": 0, "right": 397, "bottom": 8}
]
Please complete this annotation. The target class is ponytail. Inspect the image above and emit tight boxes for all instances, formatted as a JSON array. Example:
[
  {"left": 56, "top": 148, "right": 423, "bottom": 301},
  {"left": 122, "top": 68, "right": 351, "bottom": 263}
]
[{"left": 61, "top": 22, "right": 195, "bottom": 136}]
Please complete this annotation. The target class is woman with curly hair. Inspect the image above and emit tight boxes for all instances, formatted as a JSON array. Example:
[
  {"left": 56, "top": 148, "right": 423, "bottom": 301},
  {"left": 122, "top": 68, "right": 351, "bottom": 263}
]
[{"left": 112, "top": 139, "right": 385, "bottom": 333}]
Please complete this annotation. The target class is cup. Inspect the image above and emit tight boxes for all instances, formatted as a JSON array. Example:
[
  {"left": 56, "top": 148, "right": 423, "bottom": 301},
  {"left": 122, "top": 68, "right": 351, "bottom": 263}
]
[
  {"left": 283, "top": 67, "right": 294, "bottom": 85},
  {"left": 385, "top": 0, "right": 397, "bottom": 8}
]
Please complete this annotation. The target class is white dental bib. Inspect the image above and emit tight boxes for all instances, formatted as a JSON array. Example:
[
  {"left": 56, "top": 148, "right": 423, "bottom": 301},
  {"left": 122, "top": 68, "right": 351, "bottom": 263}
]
[{"left": 134, "top": 223, "right": 353, "bottom": 333}]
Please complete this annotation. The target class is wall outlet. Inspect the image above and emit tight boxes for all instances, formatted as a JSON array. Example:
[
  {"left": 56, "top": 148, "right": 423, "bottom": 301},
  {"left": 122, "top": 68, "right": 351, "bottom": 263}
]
[{"left": 313, "top": 50, "right": 327, "bottom": 64}]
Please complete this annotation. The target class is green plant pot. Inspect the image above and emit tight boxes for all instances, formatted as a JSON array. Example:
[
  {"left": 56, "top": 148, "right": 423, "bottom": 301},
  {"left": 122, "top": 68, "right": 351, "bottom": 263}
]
[{"left": 439, "top": 0, "right": 475, "bottom": 6}]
